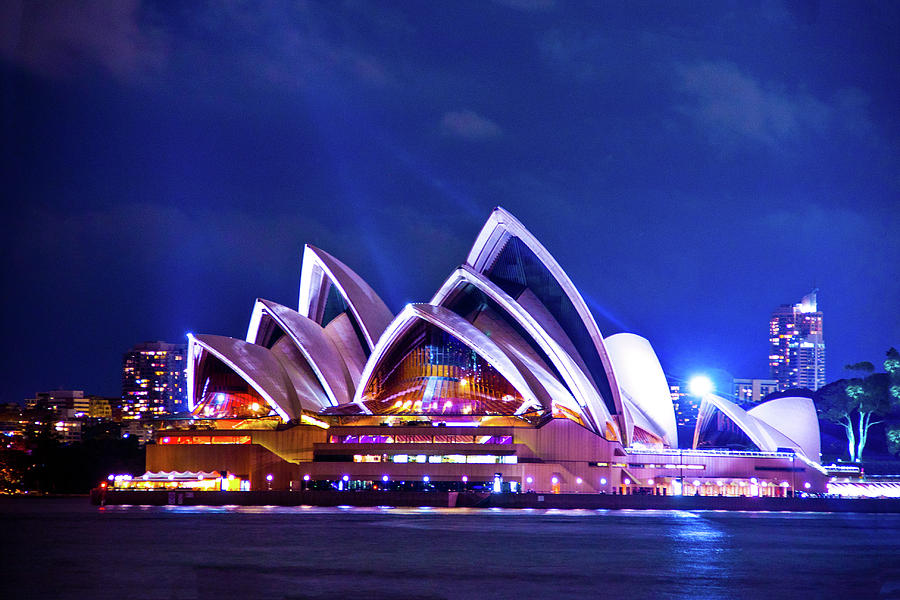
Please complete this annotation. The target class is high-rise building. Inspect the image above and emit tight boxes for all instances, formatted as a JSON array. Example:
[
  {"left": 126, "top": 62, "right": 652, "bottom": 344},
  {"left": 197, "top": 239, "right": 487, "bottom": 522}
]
[
  {"left": 732, "top": 378, "right": 779, "bottom": 405},
  {"left": 769, "top": 290, "right": 825, "bottom": 391},
  {"left": 122, "top": 341, "right": 187, "bottom": 418}
]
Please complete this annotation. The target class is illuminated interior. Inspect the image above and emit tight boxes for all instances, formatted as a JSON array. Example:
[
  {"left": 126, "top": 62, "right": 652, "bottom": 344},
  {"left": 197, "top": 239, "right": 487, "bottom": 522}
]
[
  {"left": 158, "top": 435, "right": 251, "bottom": 444},
  {"left": 192, "top": 355, "right": 274, "bottom": 419},
  {"left": 109, "top": 471, "right": 249, "bottom": 491},
  {"left": 359, "top": 321, "right": 533, "bottom": 416},
  {"left": 193, "top": 390, "right": 272, "bottom": 419}
]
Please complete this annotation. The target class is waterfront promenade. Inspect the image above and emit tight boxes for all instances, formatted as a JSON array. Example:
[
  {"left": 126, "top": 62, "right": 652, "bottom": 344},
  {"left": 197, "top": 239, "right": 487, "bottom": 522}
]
[{"left": 92, "top": 488, "right": 900, "bottom": 513}]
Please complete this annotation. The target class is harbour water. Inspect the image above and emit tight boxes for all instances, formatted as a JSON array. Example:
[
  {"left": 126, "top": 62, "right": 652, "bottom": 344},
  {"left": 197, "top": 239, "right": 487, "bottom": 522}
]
[{"left": 3, "top": 498, "right": 899, "bottom": 599}]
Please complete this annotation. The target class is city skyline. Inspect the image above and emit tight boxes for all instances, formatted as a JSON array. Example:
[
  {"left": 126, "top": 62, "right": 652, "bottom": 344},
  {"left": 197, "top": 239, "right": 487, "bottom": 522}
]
[{"left": 2, "top": 2, "right": 898, "bottom": 404}]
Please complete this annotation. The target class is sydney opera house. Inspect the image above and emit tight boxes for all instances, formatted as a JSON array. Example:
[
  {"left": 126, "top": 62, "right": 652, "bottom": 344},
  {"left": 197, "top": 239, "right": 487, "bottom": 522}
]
[{"left": 149, "top": 208, "right": 827, "bottom": 496}]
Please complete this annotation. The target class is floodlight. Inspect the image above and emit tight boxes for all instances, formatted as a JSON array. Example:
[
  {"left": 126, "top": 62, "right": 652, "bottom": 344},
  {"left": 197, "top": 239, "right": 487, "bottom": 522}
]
[{"left": 688, "top": 375, "right": 714, "bottom": 397}]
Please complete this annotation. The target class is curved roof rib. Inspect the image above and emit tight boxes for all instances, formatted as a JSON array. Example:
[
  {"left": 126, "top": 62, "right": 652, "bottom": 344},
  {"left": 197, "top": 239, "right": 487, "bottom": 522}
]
[
  {"left": 465, "top": 207, "right": 623, "bottom": 421},
  {"left": 351, "top": 303, "right": 541, "bottom": 413},
  {"left": 297, "top": 245, "right": 393, "bottom": 353},
  {"left": 604, "top": 333, "right": 678, "bottom": 447},
  {"left": 187, "top": 334, "right": 301, "bottom": 421},
  {"left": 431, "top": 265, "right": 612, "bottom": 434},
  {"left": 748, "top": 396, "right": 821, "bottom": 461},
  {"left": 692, "top": 394, "right": 808, "bottom": 458},
  {"left": 246, "top": 298, "right": 354, "bottom": 407}
]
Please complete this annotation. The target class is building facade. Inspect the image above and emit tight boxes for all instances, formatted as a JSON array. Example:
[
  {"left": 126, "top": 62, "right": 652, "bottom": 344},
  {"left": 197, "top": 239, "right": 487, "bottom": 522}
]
[
  {"left": 732, "top": 378, "right": 779, "bottom": 404},
  {"left": 122, "top": 341, "right": 187, "bottom": 418},
  {"left": 769, "top": 291, "right": 825, "bottom": 391}
]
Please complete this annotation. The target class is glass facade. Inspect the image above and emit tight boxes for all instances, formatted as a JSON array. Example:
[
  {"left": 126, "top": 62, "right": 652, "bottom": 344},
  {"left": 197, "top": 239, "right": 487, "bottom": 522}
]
[
  {"left": 322, "top": 282, "right": 350, "bottom": 328},
  {"left": 254, "top": 313, "right": 286, "bottom": 349},
  {"left": 360, "top": 321, "right": 535, "bottom": 416},
  {"left": 695, "top": 407, "right": 759, "bottom": 451},
  {"left": 445, "top": 283, "right": 575, "bottom": 399},
  {"left": 317, "top": 281, "right": 372, "bottom": 357},
  {"left": 192, "top": 355, "right": 273, "bottom": 419},
  {"left": 484, "top": 236, "right": 617, "bottom": 413}
]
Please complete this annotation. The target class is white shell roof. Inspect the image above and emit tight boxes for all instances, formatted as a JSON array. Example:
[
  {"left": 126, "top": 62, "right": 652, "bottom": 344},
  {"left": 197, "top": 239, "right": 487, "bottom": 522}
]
[
  {"left": 748, "top": 396, "right": 821, "bottom": 461},
  {"left": 694, "top": 394, "right": 812, "bottom": 459},
  {"left": 464, "top": 207, "right": 624, "bottom": 422},
  {"left": 246, "top": 298, "right": 354, "bottom": 407},
  {"left": 297, "top": 244, "right": 393, "bottom": 352},
  {"left": 604, "top": 333, "right": 678, "bottom": 447}
]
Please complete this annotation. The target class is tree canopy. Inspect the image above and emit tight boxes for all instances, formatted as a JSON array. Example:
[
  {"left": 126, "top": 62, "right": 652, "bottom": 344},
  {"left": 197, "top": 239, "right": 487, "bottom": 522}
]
[{"left": 816, "top": 349, "right": 899, "bottom": 462}]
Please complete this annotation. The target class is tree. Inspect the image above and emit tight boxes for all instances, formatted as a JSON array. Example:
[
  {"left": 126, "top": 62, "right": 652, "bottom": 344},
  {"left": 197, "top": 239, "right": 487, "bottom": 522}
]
[
  {"left": 817, "top": 379, "right": 858, "bottom": 461},
  {"left": 885, "top": 348, "right": 900, "bottom": 403},
  {"left": 885, "top": 348, "right": 900, "bottom": 458},
  {"left": 815, "top": 372, "right": 893, "bottom": 462},
  {"left": 848, "top": 373, "right": 890, "bottom": 461},
  {"left": 845, "top": 361, "right": 875, "bottom": 374},
  {"left": 888, "top": 427, "right": 900, "bottom": 457}
]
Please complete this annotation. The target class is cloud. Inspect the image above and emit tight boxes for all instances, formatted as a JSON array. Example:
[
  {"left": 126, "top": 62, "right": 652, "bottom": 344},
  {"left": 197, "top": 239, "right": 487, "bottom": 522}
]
[
  {"left": 0, "top": 0, "right": 166, "bottom": 80},
  {"left": 0, "top": 0, "right": 395, "bottom": 91},
  {"left": 440, "top": 110, "right": 502, "bottom": 140},
  {"left": 228, "top": 1, "right": 394, "bottom": 91},
  {"left": 675, "top": 60, "right": 833, "bottom": 148}
]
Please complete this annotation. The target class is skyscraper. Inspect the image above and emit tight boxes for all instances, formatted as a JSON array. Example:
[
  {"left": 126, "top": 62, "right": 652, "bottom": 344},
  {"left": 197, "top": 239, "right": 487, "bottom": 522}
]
[
  {"left": 769, "top": 290, "right": 825, "bottom": 391},
  {"left": 122, "top": 341, "right": 187, "bottom": 418}
]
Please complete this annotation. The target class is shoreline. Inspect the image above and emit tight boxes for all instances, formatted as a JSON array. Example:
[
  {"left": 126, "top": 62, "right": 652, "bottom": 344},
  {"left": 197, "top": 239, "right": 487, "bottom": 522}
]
[{"left": 87, "top": 488, "right": 900, "bottom": 513}]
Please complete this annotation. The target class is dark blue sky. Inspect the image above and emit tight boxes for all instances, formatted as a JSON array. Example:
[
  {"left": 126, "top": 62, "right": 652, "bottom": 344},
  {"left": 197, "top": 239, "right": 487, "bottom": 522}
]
[{"left": 2, "top": 1, "right": 898, "bottom": 403}]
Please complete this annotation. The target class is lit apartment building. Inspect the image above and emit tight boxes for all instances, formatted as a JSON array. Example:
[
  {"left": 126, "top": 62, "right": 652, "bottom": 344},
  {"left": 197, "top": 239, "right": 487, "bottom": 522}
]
[
  {"left": 122, "top": 341, "right": 187, "bottom": 418},
  {"left": 769, "top": 290, "right": 825, "bottom": 391}
]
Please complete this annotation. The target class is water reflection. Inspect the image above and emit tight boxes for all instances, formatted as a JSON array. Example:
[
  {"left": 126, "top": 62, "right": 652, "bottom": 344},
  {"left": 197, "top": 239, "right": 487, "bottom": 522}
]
[{"left": 5, "top": 499, "right": 900, "bottom": 599}]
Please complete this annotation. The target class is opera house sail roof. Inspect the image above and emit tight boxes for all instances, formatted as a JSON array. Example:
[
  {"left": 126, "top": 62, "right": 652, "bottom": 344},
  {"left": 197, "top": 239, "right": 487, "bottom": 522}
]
[{"left": 184, "top": 207, "right": 820, "bottom": 461}]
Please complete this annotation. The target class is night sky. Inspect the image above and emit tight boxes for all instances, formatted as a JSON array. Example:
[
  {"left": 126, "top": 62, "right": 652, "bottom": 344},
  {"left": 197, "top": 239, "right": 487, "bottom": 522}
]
[{"left": 2, "top": 1, "right": 898, "bottom": 404}]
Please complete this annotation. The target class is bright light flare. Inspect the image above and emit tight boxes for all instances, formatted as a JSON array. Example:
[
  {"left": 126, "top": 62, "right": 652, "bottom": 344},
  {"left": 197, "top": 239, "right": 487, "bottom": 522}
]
[{"left": 688, "top": 375, "right": 714, "bottom": 397}]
